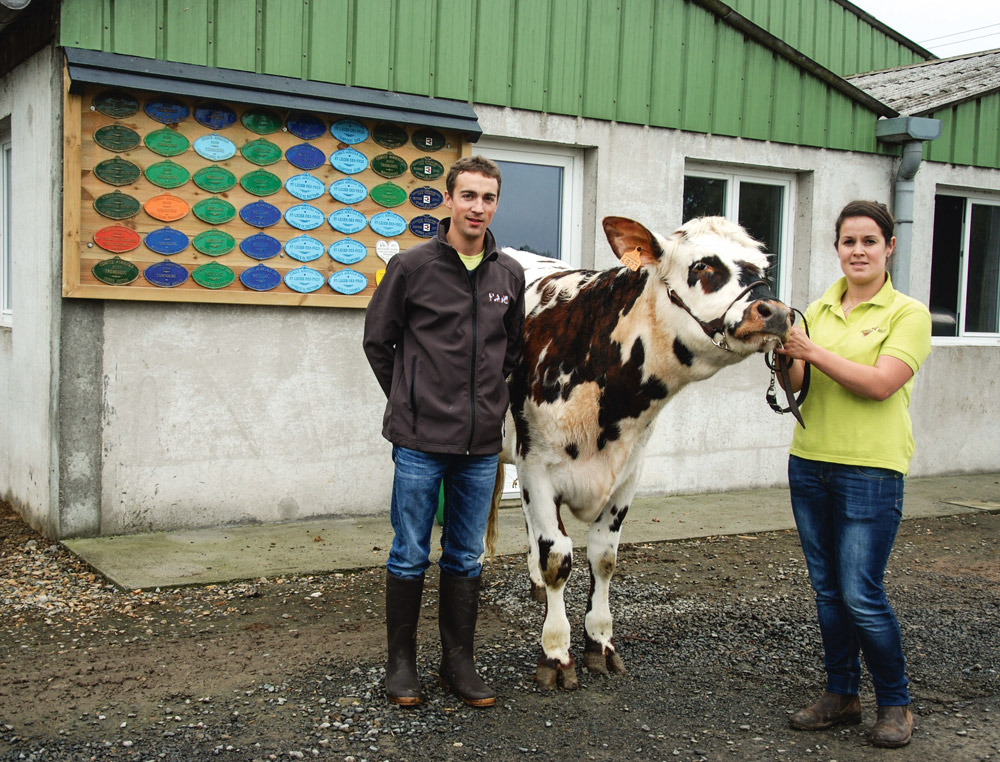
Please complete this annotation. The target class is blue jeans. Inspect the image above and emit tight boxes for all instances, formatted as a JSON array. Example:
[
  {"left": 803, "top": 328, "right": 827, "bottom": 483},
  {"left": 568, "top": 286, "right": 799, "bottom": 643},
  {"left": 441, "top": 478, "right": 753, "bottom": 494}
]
[
  {"left": 387, "top": 446, "right": 499, "bottom": 580},
  {"left": 788, "top": 455, "right": 909, "bottom": 706}
]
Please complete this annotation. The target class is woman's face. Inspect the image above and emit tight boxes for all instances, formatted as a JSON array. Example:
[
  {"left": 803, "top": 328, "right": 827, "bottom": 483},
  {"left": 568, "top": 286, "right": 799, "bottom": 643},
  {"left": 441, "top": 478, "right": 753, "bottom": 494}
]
[{"left": 836, "top": 215, "right": 895, "bottom": 290}]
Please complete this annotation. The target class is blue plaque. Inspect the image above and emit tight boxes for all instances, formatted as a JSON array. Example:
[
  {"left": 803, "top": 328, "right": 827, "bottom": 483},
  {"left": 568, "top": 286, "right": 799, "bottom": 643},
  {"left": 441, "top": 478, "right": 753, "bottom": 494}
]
[
  {"left": 284, "top": 266, "right": 326, "bottom": 294},
  {"left": 240, "top": 264, "right": 282, "bottom": 292},
  {"left": 194, "top": 133, "right": 237, "bottom": 161},
  {"left": 286, "top": 143, "right": 326, "bottom": 171},
  {"left": 409, "top": 215, "right": 440, "bottom": 238},
  {"left": 194, "top": 102, "right": 237, "bottom": 130},
  {"left": 409, "top": 186, "right": 444, "bottom": 210},
  {"left": 143, "top": 261, "right": 189, "bottom": 288},
  {"left": 329, "top": 268, "right": 368, "bottom": 295},
  {"left": 285, "top": 204, "right": 326, "bottom": 231},
  {"left": 330, "top": 178, "right": 368, "bottom": 205},
  {"left": 240, "top": 232, "right": 282, "bottom": 260},
  {"left": 240, "top": 200, "right": 282, "bottom": 228},
  {"left": 285, "top": 173, "right": 326, "bottom": 201},
  {"left": 144, "top": 97, "right": 190, "bottom": 124},
  {"left": 329, "top": 238, "right": 367, "bottom": 265},
  {"left": 285, "top": 234, "right": 325, "bottom": 262},
  {"left": 329, "top": 208, "right": 367, "bottom": 235},
  {"left": 369, "top": 210, "right": 407, "bottom": 238},
  {"left": 145, "top": 227, "right": 189, "bottom": 255},
  {"left": 330, "top": 118, "right": 369, "bottom": 144},
  {"left": 287, "top": 112, "right": 326, "bottom": 140},
  {"left": 330, "top": 147, "right": 368, "bottom": 175}
]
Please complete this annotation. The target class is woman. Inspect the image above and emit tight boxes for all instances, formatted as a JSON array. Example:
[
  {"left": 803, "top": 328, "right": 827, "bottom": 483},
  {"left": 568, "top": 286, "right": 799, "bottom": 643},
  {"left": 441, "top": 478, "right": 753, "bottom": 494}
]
[{"left": 777, "top": 200, "right": 931, "bottom": 748}]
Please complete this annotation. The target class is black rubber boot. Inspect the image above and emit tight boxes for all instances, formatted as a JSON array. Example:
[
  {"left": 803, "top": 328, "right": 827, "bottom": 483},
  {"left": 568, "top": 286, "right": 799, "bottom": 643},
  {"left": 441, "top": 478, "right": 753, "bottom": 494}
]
[
  {"left": 385, "top": 572, "right": 424, "bottom": 706},
  {"left": 438, "top": 572, "right": 495, "bottom": 707}
]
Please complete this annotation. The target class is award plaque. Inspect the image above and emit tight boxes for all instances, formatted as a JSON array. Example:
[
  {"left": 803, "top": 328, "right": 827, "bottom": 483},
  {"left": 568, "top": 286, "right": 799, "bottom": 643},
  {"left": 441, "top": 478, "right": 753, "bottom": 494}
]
[
  {"left": 329, "top": 268, "right": 368, "bottom": 295},
  {"left": 284, "top": 234, "right": 325, "bottom": 262},
  {"left": 286, "top": 143, "right": 326, "bottom": 171},
  {"left": 241, "top": 108, "right": 283, "bottom": 135},
  {"left": 411, "top": 128, "right": 445, "bottom": 152},
  {"left": 193, "top": 133, "right": 237, "bottom": 161},
  {"left": 144, "top": 226, "right": 189, "bottom": 255},
  {"left": 330, "top": 147, "right": 368, "bottom": 175},
  {"left": 93, "top": 156, "right": 141, "bottom": 187},
  {"left": 330, "top": 177, "right": 367, "bottom": 205},
  {"left": 144, "top": 193, "right": 190, "bottom": 222},
  {"left": 331, "top": 118, "right": 369, "bottom": 145},
  {"left": 240, "top": 232, "right": 282, "bottom": 260},
  {"left": 239, "top": 200, "right": 281, "bottom": 228},
  {"left": 94, "top": 123, "right": 141, "bottom": 152},
  {"left": 372, "top": 122, "right": 408, "bottom": 149},
  {"left": 145, "top": 159, "right": 190, "bottom": 189},
  {"left": 370, "top": 181, "right": 407, "bottom": 208},
  {"left": 409, "top": 214, "right": 439, "bottom": 238},
  {"left": 376, "top": 239, "right": 400, "bottom": 263},
  {"left": 94, "top": 190, "right": 141, "bottom": 220},
  {"left": 192, "top": 262, "right": 236, "bottom": 289},
  {"left": 194, "top": 102, "right": 238, "bottom": 130},
  {"left": 285, "top": 173, "right": 326, "bottom": 201},
  {"left": 241, "top": 138, "right": 282, "bottom": 166},
  {"left": 283, "top": 265, "right": 325, "bottom": 293},
  {"left": 329, "top": 238, "right": 366, "bottom": 265},
  {"left": 144, "top": 127, "right": 190, "bottom": 157},
  {"left": 239, "top": 263, "right": 282, "bottom": 291},
  {"left": 287, "top": 112, "right": 325, "bottom": 140},
  {"left": 93, "top": 90, "right": 139, "bottom": 118},
  {"left": 328, "top": 208, "right": 367, "bottom": 235},
  {"left": 193, "top": 165, "right": 237, "bottom": 193},
  {"left": 371, "top": 152, "right": 407, "bottom": 179},
  {"left": 193, "top": 197, "right": 237, "bottom": 225},
  {"left": 94, "top": 225, "right": 141, "bottom": 253},
  {"left": 92, "top": 256, "right": 140, "bottom": 285},
  {"left": 193, "top": 229, "right": 236, "bottom": 256},
  {"left": 410, "top": 156, "right": 444, "bottom": 180},
  {"left": 369, "top": 210, "right": 407, "bottom": 238},
  {"left": 285, "top": 204, "right": 326, "bottom": 231},
  {"left": 240, "top": 169, "right": 282, "bottom": 196},
  {"left": 144, "top": 96, "right": 190, "bottom": 124},
  {"left": 409, "top": 186, "right": 444, "bottom": 210},
  {"left": 143, "top": 260, "right": 189, "bottom": 288}
]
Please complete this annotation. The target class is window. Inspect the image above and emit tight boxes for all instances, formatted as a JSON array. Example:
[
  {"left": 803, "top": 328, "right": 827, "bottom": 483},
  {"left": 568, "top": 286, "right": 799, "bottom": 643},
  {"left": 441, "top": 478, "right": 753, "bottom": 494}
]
[
  {"left": 682, "top": 167, "right": 792, "bottom": 301},
  {"left": 1, "top": 122, "right": 10, "bottom": 326},
  {"left": 930, "top": 194, "right": 1000, "bottom": 340}
]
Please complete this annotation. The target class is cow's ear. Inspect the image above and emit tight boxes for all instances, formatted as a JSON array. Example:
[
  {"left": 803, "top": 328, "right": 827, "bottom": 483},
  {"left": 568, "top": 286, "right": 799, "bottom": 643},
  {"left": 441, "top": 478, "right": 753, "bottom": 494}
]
[{"left": 602, "top": 216, "right": 662, "bottom": 269}]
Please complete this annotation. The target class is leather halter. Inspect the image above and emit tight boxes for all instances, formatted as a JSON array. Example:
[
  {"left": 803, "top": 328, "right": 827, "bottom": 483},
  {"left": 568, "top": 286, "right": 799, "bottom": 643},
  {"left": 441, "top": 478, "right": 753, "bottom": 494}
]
[
  {"left": 665, "top": 279, "right": 771, "bottom": 353},
  {"left": 765, "top": 308, "right": 810, "bottom": 428}
]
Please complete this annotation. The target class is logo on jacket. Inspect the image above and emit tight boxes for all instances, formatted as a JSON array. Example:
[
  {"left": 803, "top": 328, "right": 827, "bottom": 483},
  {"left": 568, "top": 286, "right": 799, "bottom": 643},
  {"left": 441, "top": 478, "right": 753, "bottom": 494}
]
[{"left": 488, "top": 292, "right": 510, "bottom": 305}]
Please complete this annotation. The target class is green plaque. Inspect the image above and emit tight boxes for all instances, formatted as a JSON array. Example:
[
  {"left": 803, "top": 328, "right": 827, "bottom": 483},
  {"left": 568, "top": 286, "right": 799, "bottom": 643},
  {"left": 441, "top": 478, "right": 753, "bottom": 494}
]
[
  {"left": 371, "top": 152, "right": 407, "bottom": 179},
  {"left": 370, "top": 181, "right": 407, "bottom": 208},
  {"left": 92, "top": 256, "right": 140, "bottom": 285},
  {"left": 93, "top": 90, "right": 139, "bottom": 119},
  {"left": 412, "top": 127, "right": 446, "bottom": 152},
  {"left": 372, "top": 123, "right": 408, "bottom": 149},
  {"left": 192, "top": 197, "right": 236, "bottom": 225},
  {"left": 93, "top": 156, "right": 141, "bottom": 186},
  {"left": 145, "top": 159, "right": 190, "bottom": 189},
  {"left": 144, "top": 127, "right": 190, "bottom": 157},
  {"left": 193, "top": 165, "right": 236, "bottom": 193},
  {"left": 240, "top": 169, "right": 282, "bottom": 196},
  {"left": 240, "top": 139, "right": 282, "bottom": 166},
  {"left": 192, "top": 229, "right": 236, "bottom": 256},
  {"left": 94, "top": 190, "right": 141, "bottom": 220},
  {"left": 241, "top": 108, "right": 282, "bottom": 135},
  {"left": 94, "top": 123, "right": 141, "bottom": 152},
  {"left": 410, "top": 156, "right": 445, "bottom": 181},
  {"left": 192, "top": 261, "right": 235, "bottom": 289}
]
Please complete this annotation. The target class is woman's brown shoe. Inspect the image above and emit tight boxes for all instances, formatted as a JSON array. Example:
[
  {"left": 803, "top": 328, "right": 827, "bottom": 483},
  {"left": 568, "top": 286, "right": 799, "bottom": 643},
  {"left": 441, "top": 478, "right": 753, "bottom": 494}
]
[
  {"left": 870, "top": 705, "right": 914, "bottom": 748},
  {"left": 789, "top": 691, "right": 862, "bottom": 730}
]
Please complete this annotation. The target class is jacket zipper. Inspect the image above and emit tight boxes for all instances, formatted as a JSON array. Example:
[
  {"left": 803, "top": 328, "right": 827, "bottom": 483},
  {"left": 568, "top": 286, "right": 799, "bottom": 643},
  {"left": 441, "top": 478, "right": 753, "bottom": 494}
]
[
  {"left": 410, "top": 356, "right": 418, "bottom": 433},
  {"left": 467, "top": 267, "right": 478, "bottom": 453}
]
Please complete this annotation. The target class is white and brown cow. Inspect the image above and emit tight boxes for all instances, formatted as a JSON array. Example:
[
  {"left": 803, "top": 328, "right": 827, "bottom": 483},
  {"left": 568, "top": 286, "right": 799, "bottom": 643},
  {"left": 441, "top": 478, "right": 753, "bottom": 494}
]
[{"left": 494, "top": 215, "right": 792, "bottom": 690}]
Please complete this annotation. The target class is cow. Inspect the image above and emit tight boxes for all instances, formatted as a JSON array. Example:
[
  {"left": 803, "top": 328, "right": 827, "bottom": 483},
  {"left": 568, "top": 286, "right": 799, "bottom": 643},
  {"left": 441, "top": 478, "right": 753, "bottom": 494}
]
[{"left": 492, "top": 215, "right": 793, "bottom": 691}]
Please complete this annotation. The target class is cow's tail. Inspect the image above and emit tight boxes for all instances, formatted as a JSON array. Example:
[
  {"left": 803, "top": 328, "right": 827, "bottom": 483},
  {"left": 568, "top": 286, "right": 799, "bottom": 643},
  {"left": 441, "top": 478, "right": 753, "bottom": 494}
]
[{"left": 485, "top": 463, "right": 504, "bottom": 559}]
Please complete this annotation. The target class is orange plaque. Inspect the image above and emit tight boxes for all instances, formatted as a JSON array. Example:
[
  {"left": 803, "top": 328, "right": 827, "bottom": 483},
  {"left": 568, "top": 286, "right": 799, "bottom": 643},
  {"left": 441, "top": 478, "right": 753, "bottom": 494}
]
[{"left": 144, "top": 193, "right": 190, "bottom": 222}]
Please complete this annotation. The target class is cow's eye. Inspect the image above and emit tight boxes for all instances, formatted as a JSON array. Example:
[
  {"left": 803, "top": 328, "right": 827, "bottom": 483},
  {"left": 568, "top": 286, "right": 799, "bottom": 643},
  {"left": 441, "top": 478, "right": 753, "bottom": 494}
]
[{"left": 692, "top": 262, "right": 709, "bottom": 272}]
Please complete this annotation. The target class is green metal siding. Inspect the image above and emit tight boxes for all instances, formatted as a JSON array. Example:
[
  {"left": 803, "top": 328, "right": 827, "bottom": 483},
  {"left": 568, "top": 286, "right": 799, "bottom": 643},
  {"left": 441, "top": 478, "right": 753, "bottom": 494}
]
[{"left": 925, "top": 93, "right": 1000, "bottom": 170}]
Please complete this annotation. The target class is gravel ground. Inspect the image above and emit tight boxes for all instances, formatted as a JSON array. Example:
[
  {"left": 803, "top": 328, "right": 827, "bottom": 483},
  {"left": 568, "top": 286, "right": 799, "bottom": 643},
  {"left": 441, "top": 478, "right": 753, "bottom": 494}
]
[{"left": 2, "top": 496, "right": 999, "bottom": 762}]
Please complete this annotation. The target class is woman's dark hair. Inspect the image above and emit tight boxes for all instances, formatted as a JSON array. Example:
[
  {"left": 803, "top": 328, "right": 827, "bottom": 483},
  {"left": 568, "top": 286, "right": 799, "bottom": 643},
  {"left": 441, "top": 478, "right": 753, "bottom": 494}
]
[{"left": 834, "top": 200, "right": 895, "bottom": 245}]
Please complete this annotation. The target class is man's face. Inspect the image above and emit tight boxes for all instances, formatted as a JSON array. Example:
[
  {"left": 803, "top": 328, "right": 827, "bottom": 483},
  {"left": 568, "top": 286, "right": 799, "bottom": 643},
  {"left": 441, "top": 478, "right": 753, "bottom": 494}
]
[{"left": 444, "top": 171, "right": 499, "bottom": 246}]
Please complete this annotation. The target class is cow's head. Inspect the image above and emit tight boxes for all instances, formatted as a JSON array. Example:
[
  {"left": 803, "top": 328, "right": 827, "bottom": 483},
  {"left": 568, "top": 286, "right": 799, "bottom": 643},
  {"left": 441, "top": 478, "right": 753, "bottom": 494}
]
[{"left": 602, "top": 215, "right": 791, "bottom": 356}]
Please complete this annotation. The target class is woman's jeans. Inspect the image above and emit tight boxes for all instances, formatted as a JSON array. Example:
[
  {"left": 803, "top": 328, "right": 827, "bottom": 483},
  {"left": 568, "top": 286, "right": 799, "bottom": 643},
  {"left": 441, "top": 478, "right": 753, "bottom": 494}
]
[
  {"left": 387, "top": 445, "right": 499, "bottom": 580},
  {"left": 788, "top": 455, "right": 909, "bottom": 706}
]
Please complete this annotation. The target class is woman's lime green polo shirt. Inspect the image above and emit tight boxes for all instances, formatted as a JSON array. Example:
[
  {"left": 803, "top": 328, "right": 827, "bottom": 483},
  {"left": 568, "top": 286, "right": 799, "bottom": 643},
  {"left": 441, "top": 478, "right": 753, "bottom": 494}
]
[{"left": 789, "top": 275, "right": 932, "bottom": 475}]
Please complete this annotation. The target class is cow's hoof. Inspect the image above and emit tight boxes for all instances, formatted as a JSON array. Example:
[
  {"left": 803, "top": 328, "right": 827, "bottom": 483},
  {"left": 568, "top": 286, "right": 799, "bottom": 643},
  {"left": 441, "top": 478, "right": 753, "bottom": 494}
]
[
  {"left": 529, "top": 582, "right": 546, "bottom": 604},
  {"left": 535, "top": 659, "right": 579, "bottom": 691},
  {"left": 583, "top": 648, "right": 627, "bottom": 676}
]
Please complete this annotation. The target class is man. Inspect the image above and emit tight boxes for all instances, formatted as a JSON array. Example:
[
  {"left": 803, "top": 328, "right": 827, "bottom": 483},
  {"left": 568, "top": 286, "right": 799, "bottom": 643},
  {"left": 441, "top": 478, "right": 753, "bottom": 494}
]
[{"left": 362, "top": 155, "right": 525, "bottom": 707}]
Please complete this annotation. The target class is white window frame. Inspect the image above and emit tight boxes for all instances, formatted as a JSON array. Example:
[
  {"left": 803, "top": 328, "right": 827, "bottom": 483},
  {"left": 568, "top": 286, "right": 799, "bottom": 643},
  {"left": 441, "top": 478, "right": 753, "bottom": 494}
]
[
  {"left": 474, "top": 138, "right": 585, "bottom": 267},
  {"left": 1, "top": 123, "right": 11, "bottom": 327}
]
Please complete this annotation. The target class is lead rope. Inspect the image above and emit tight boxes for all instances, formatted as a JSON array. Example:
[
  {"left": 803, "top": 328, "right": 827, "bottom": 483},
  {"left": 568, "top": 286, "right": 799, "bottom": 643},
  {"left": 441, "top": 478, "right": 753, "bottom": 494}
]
[{"left": 765, "top": 308, "right": 810, "bottom": 428}]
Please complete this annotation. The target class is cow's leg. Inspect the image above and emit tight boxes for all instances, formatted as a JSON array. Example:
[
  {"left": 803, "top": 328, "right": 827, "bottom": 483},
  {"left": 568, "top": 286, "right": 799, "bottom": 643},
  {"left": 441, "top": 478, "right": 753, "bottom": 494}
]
[{"left": 519, "top": 484, "right": 546, "bottom": 604}]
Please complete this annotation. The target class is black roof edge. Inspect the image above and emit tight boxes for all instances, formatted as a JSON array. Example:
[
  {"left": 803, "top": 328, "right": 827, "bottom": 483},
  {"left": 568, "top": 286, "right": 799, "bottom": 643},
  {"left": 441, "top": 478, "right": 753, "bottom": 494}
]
[
  {"left": 691, "top": 0, "right": 899, "bottom": 119},
  {"left": 63, "top": 47, "right": 483, "bottom": 141}
]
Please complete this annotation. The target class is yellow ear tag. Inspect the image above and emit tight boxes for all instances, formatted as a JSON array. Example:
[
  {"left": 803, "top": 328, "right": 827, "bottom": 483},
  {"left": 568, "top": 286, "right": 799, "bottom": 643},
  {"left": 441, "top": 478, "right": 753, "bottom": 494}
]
[
  {"left": 621, "top": 246, "right": 642, "bottom": 272},
  {"left": 375, "top": 268, "right": 386, "bottom": 285}
]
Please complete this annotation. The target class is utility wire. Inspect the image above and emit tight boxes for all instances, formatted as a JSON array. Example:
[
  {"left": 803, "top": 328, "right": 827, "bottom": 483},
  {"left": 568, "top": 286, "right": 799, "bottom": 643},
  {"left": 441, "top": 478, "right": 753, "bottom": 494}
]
[{"left": 918, "top": 22, "right": 1000, "bottom": 44}]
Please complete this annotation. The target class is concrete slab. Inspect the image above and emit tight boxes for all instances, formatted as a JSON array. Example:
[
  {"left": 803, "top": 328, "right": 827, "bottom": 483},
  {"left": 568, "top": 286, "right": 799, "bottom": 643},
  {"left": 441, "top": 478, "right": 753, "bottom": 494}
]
[{"left": 63, "top": 472, "right": 1000, "bottom": 590}]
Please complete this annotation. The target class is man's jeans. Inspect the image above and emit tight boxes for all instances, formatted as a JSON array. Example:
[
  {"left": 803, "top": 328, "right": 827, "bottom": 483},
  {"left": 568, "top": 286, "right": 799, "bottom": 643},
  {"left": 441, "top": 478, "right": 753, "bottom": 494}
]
[
  {"left": 788, "top": 455, "right": 910, "bottom": 706},
  {"left": 387, "top": 446, "right": 499, "bottom": 580}
]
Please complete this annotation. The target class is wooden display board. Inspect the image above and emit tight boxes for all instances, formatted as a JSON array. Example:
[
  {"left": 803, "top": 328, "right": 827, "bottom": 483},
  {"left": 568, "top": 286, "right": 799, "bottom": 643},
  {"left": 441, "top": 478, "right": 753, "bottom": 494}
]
[{"left": 62, "top": 74, "right": 468, "bottom": 308}]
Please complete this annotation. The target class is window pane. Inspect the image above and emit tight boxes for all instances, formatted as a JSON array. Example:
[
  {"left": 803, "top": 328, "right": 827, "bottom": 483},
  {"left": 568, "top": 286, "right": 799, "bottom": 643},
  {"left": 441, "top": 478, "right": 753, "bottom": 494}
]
[
  {"left": 929, "top": 195, "right": 964, "bottom": 337},
  {"left": 683, "top": 176, "right": 726, "bottom": 221},
  {"left": 965, "top": 203, "right": 1000, "bottom": 333},
  {"left": 737, "top": 182, "right": 783, "bottom": 290},
  {"left": 490, "top": 160, "right": 563, "bottom": 259}
]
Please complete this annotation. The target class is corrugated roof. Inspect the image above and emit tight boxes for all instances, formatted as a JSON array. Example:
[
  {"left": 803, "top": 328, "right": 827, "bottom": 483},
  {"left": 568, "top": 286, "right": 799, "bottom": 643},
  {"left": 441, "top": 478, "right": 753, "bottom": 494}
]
[{"left": 847, "top": 48, "right": 1000, "bottom": 116}]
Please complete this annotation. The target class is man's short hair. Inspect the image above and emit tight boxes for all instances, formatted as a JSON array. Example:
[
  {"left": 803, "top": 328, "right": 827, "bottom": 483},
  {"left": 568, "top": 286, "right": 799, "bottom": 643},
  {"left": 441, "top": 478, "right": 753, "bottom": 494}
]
[{"left": 446, "top": 155, "right": 502, "bottom": 196}]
